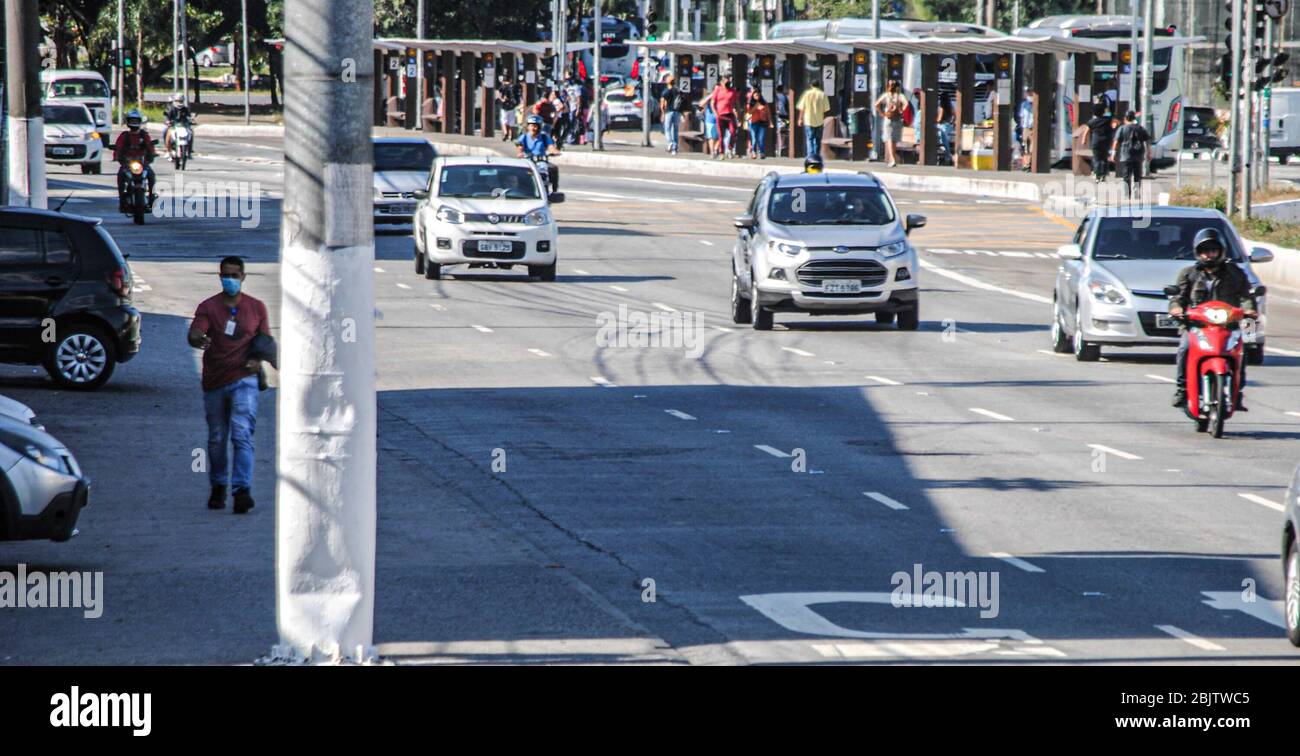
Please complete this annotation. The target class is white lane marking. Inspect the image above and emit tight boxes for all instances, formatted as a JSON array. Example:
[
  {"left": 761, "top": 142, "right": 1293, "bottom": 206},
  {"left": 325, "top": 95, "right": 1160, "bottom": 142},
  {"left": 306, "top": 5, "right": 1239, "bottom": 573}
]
[
  {"left": 429, "top": 303, "right": 447, "bottom": 311},
  {"left": 693, "top": 198, "right": 741, "bottom": 205},
  {"left": 572, "top": 268, "right": 591, "bottom": 275},
  {"left": 373, "top": 266, "right": 386, "bottom": 273},
  {"left": 865, "top": 375, "right": 902, "bottom": 386},
  {"left": 665, "top": 409, "right": 696, "bottom": 420},
  {"left": 568, "top": 189, "right": 632, "bottom": 200},
  {"left": 1145, "top": 374, "right": 1176, "bottom": 383},
  {"left": 1036, "top": 349, "right": 1069, "bottom": 357},
  {"left": 132, "top": 285, "right": 152, "bottom": 292},
  {"left": 781, "top": 347, "right": 815, "bottom": 357},
  {"left": 470, "top": 324, "right": 493, "bottom": 333},
  {"left": 754, "top": 445, "right": 791, "bottom": 458},
  {"left": 1035, "top": 252, "right": 1053, "bottom": 259},
  {"left": 610, "top": 285, "right": 629, "bottom": 292},
  {"left": 590, "top": 376, "right": 617, "bottom": 387},
  {"left": 989, "top": 552, "right": 1046, "bottom": 573},
  {"left": 864, "top": 492, "right": 908, "bottom": 510},
  {"left": 1287, "top": 411, "right": 1300, "bottom": 419},
  {"left": 395, "top": 283, "right": 411, "bottom": 290},
  {"left": 1238, "top": 493, "right": 1284, "bottom": 512},
  {"left": 1087, "top": 444, "right": 1143, "bottom": 461},
  {"left": 998, "top": 251, "right": 1034, "bottom": 258},
  {"left": 1202, "top": 591, "right": 1288, "bottom": 629},
  {"left": 714, "top": 326, "right": 734, "bottom": 333},
  {"left": 641, "top": 197, "right": 681, "bottom": 204},
  {"left": 918, "top": 260, "right": 1052, "bottom": 304},
  {"left": 586, "top": 197, "right": 620, "bottom": 203},
  {"left": 1154, "top": 624, "right": 1225, "bottom": 652},
  {"left": 527, "top": 348, "right": 552, "bottom": 357},
  {"left": 1268, "top": 346, "right": 1300, "bottom": 357},
  {"left": 969, "top": 407, "right": 1015, "bottom": 422},
  {"left": 652, "top": 302, "right": 677, "bottom": 312},
  {"left": 699, "top": 240, "right": 714, "bottom": 246}
]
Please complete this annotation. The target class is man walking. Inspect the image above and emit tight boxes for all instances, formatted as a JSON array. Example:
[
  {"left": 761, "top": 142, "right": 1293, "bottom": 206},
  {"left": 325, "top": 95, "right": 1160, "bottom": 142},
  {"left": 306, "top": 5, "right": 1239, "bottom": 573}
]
[
  {"left": 796, "top": 78, "right": 830, "bottom": 160},
  {"left": 660, "top": 74, "right": 685, "bottom": 155},
  {"left": 188, "top": 257, "right": 271, "bottom": 514},
  {"left": 1111, "top": 110, "right": 1150, "bottom": 200}
]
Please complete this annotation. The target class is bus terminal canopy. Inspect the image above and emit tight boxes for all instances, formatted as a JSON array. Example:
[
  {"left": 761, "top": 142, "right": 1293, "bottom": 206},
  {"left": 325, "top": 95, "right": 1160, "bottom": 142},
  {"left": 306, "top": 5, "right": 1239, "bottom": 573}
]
[
  {"left": 642, "top": 39, "right": 853, "bottom": 57},
  {"left": 642, "top": 34, "right": 1201, "bottom": 57},
  {"left": 373, "top": 38, "right": 595, "bottom": 55}
]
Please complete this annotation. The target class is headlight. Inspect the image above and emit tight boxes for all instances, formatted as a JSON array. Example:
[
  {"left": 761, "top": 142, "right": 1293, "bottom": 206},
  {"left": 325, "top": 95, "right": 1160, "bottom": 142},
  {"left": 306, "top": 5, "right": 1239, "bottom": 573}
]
[
  {"left": 374, "top": 187, "right": 384, "bottom": 199},
  {"left": 524, "top": 207, "right": 551, "bottom": 226},
  {"left": 23, "top": 444, "right": 68, "bottom": 474},
  {"left": 1087, "top": 279, "right": 1127, "bottom": 306},
  {"left": 771, "top": 242, "right": 803, "bottom": 256},
  {"left": 129, "top": 160, "right": 143, "bottom": 175},
  {"left": 88, "top": 131, "right": 100, "bottom": 141},
  {"left": 1203, "top": 307, "right": 1229, "bottom": 325},
  {"left": 435, "top": 205, "right": 464, "bottom": 224},
  {"left": 878, "top": 240, "right": 908, "bottom": 258}
]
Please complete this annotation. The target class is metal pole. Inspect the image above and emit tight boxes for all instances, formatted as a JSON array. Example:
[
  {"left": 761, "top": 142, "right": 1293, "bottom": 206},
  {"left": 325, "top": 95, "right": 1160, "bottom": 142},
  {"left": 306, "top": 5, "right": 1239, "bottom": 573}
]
[
  {"left": 871, "top": 0, "right": 880, "bottom": 160},
  {"left": 181, "top": 0, "right": 189, "bottom": 103},
  {"left": 640, "top": 0, "right": 650, "bottom": 147},
  {"left": 273, "top": 0, "right": 377, "bottom": 664},
  {"left": 116, "top": 0, "right": 124, "bottom": 124},
  {"left": 1260, "top": 18, "right": 1272, "bottom": 189},
  {"left": 594, "top": 0, "right": 603, "bottom": 149},
  {"left": 1141, "top": 0, "right": 1154, "bottom": 174},
  {"left": 1013, "top": 0, "right": 1020, "bottom": 31},
  {"left": 1128, "top": 0, "right": 1138, "bottom": 120},
  {"left": 1242, "top": 0, "right": 1254, "bottom": 216},
  {"left": 173, "top": 0, "right": 179, "bottom": 97},
  {"left": 242, "top": 0, "right": 250, "bottom": 124},
  {"left": 5, "top": 0, "right": 46, "bottom": 208},
  {"left": 1227, "top": 0, "right": 1241, "bottom": 217},
  {"left": 736, "top": 0, "right": 745, "bottom": 40},
  {"left": 670, "top": 0, "right": 677, "bottom": 39},
  {"left": 415, "top": 0, "right": 424, "bottom": 129}
]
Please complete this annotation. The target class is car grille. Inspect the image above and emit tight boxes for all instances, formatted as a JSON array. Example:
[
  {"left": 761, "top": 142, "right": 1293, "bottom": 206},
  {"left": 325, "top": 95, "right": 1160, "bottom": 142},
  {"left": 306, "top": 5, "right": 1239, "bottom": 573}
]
[
  {"left": 461, "top": 240, "right": 526, "bottom": 260},
  {"left": 44, "top": 144, "right": 87, "bottom": 159},
  {"left": 464, "top": 213, "right": 525, "bottom": 224},
  {"left": 1138, "top": 311, "right": 1179, "bottom": 338},
  {"left": 796, "top": 260, "right": 888, "bottom": 287},
  {"left": 380, "top": 191, "right": 416, "bottom": 199}
]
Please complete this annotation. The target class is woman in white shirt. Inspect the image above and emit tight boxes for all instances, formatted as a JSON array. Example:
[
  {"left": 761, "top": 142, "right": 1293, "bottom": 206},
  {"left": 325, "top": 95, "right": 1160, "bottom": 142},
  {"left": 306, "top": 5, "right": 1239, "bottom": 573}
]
[{"left": 874, "top": 79, "right": 908, "bottom": 168}]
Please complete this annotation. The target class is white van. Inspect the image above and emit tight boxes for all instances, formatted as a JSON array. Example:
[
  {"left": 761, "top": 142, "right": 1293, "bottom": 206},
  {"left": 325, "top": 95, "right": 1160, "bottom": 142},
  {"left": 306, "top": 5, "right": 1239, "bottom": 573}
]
[
  {"left": 40, "top": 70, "right": 112, "bottom": 144},
  {"left": 1268, "top": 88, "right": 1299, "bottom": 164}
]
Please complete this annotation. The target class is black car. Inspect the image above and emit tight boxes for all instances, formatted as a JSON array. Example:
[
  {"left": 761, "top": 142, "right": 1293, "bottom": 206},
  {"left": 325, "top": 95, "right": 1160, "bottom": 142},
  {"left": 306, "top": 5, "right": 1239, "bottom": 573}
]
[
  {"left": 1183, "top": 106, "right": 1221, "bottom": 151},
  {"left": 0, "top": 208, "right": 140, "bottom": 389}
]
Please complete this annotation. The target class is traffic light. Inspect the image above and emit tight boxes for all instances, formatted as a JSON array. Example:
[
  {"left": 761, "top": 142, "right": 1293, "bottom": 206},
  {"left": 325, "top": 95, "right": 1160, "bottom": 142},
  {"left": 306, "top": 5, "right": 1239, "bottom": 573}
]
[{"left": 116, "top": 46, "right": 136, "bottom": 71}]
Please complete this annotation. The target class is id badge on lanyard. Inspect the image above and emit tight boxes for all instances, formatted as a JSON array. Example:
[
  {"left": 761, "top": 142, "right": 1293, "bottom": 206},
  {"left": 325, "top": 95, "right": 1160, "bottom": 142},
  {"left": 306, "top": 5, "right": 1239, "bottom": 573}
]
[{"left": 224, "top": 307, "right": 238, "bottom": 338}]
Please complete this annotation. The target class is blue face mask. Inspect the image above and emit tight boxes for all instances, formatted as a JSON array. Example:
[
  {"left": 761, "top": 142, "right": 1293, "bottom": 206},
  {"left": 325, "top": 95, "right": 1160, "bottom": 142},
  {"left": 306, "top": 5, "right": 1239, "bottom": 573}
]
[{"left": 221, "top": 276, "right": 242, "bottom": 297}]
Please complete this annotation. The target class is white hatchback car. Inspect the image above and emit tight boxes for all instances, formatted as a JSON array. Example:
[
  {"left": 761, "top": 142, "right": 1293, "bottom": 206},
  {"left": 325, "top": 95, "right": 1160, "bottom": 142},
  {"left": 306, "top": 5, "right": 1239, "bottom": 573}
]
[{"left": 412, "top": 156, "right": 563, "bottom": 281}]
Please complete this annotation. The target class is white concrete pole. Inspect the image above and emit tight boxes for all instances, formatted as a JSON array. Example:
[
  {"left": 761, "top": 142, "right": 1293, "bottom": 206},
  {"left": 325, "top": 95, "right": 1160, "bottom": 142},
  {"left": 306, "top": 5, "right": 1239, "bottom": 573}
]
[
  {"left": 5, "top": 0, "right": 46, "bottom": 209},
  {"left": 242, "top": 0, "right": 251, "bottom": 124}
]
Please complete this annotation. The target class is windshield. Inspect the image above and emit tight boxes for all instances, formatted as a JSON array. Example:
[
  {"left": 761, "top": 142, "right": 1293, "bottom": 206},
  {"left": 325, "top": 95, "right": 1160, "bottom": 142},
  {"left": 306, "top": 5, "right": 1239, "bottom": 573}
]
[
  {"left": 439, "top": 165, "right": 540, "bottom": 200},
  {"left": 47, "top": 78, "right": 110, "bottom": 99},
  {"left": 374, "top": 142, "right": 436, "bottom": 173},
  {"left": 1092, "top": 217, "right": 1241, "bottom": 261},
  {"left": 43, "top": 105, "right": 92, "bottom": 125},
  {"left": 768, "top": 186, "right": 896, "bottom": 226}
]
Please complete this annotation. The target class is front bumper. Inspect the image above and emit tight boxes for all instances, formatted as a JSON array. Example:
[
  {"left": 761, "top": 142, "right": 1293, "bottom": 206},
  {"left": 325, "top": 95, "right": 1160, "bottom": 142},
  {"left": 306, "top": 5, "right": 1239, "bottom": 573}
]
[
  {"left": 2, "top": 456, "right": 89, "bottom": 542},
  {"left": 753, "top": 251, "right": 919, "bottom": 313},
  {"left": 44, "top": 139, "right": 102, "bottom": 165},
  {"left": 425, "top": 220, "right": 558, "bottom": 266},
  {"left": 1078, "top": 296, "right": 1267, "bottom": 347}
]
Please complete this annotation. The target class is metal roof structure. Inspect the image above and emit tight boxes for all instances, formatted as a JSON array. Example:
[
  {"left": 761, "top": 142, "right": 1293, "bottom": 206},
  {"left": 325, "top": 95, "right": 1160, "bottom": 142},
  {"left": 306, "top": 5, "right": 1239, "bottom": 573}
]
[
  {"left": 827, "top": 35, "right": 1116, "bottom": 55},
  {"left": 374, "top": 38, "right": 594, "bottom": 55},
  {"left": 642, "top": 38, "right": 854, "bottom": 57}
]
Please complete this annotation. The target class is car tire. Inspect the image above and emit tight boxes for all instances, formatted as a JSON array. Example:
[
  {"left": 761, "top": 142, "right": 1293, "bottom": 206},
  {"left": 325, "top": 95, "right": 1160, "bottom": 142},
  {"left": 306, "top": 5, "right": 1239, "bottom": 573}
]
[
  {"left": 896, "top": 304, "right": 919, "bottom": 331},
  {"left": 1285, "top": 539, "right": 1300, "bottom": 647},
  {"left": 530, "top": 262, "right": 557, "bottom": 282},
  {"left": 414, "top": 244, "right": 425, "bottom": 275},
  {"left": 730, "top": 273, "right": 751, "bottom": 324},
  {"left": 424, "top": 262, "right": 441, "bottom": 280},
  {"left": 750, "top": 279, "right": 773, "bottom": 331},
  {"left": 80, "top": 164, "right": 92, "bottom": 175},
  {"left": 1246, "top": 344, "right": 1265, "bottom": 366},
  {"left": 44, "top": 325, "right": 117, "bottom": 391},
  {"left": 875, "top": 311, "right": 896, "bottom": 325},
  {"left": 1051, "top": 303, "right": 1072, "bottom": 353},
  {"left": 1073, "top": 311, "right": 1100, "bottom": 361}
]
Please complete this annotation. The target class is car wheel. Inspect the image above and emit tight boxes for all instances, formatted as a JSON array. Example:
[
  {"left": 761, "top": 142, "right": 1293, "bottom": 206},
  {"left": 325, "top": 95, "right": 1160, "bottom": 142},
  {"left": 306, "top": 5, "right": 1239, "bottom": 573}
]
[
  {"left": 44, "top": 325, "right": 117, "bottom": 390},
  {"left": 424, "top": 262, "right": 441, "bottom": 280},
  {"left": 1286, "top": 539, "right": 1300, "bottom": 647},
  {"left": 530, "top": 262, "right": 557, "bottom": 282},
  {"left": 90, "top": 163, "right": 102, "bottom": 175},
  {"left": 414, "top": 242, "right": 425, "bottom": 275},
  {"left": 1072, "top": 311, "right": 1100, "bottom": 361},
  {"left": 1246, "top": 344, "right": 1265, "bottom": 366},
  {"left": 896, "top": 303, "right": 919, "bottom": 331},
  {"left": 1051, "top": 302, "right": 1072, "bottom": 353},
  {"left": 875, "top": 311, "right": 896, "bottom": 325},
  {"left": 750, "top": 279, "right": 772, "bottom": 331},
  {"left": 80, "top": 164, "right": 92, "bottom": 175},
  {"left": 730, "top": 273, "right": 751, "bottom": 324}
]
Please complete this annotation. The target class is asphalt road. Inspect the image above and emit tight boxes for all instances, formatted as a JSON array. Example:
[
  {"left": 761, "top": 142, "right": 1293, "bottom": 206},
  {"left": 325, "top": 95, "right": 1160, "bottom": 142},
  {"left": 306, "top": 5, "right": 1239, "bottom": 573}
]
[{"left": 3, "top": 138, "right": 1298, "bottom": 664}]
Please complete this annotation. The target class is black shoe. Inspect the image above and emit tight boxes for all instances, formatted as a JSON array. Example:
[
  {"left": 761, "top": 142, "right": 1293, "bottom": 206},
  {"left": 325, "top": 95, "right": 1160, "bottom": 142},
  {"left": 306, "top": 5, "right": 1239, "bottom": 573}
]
[
  {"left": 1171, "top": 390, "right": 1186, "bottom": 408},
  {"left": 1237, "top": 397, "right": 1249, "bottom": 412},
  {"left": 232, "top": 488, "right": 255, "bottom": 514},
  {"left": 207, "top": 484, "right": 227, "bottom": 510}
]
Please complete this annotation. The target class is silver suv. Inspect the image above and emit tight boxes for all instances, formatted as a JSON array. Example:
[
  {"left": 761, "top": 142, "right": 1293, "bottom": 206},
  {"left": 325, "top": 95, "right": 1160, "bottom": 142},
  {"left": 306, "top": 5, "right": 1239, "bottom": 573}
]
[{"left": 730, "top": 171, "right": 925, "bottom": 330}]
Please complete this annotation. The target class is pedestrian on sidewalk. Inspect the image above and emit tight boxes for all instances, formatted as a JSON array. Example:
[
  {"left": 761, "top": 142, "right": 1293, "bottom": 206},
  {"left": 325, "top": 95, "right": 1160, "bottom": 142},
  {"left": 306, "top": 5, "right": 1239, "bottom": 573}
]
[
  {"left": 774, "top": 88, "right": 790, "bottom": 157},
  {"left": 797, "top": 78, "right": 830, "bottom": 161},
  {"left": 745, "top": 90, "right": 771, "bottom": 159},
  {"left": 1082, "top": 103, "right": 1116, "bottom": 182},
  {"left": 706, "top": 74, "right": 740, "bottom": 159},
  {"left": 1111, "top": 110, "right": 1150, "bottom": 200},
  {"left": 873, "top": 80, "right": 906, "bottom": 167},
  {"left": 187, "top": 256, "right": 271, "bottom": 514},
  {"left": 550, "top": 90, "right": 569, "bottom": 150},
  {"left": 700, "top": 97, "right": 719, "bottom": 157},
  {"left": 660, "top": 74, "right": 685, "bottom": 154},
  {"left": 496, "top": 75, "right": 521, "bottom": 142}
]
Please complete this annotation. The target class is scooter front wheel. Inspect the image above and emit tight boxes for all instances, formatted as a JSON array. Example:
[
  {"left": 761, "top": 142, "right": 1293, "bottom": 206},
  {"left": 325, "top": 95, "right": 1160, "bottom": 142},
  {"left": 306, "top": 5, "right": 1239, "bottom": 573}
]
[{"left": 1206, "top": 372, "right": 1226, "bottom": 438}]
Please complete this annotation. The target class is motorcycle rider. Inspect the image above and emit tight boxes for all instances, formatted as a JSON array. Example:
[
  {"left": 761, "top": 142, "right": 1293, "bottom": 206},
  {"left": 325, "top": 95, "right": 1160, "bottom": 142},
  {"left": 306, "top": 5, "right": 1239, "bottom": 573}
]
[
  {"left": 803, "top": 155, "right": 824, "bottom": 174},
  {"left": 1169, "top": 227, "right": 1259, "bottom": 409},
  {"left": 113, "top": 109, "right": 157, "bottom": 210},
  {"left": 516, "top": 114, "right": 558, "bottom": 159},
  {"left": 163, "top": 93, "right": 195, "bottom": 157}
]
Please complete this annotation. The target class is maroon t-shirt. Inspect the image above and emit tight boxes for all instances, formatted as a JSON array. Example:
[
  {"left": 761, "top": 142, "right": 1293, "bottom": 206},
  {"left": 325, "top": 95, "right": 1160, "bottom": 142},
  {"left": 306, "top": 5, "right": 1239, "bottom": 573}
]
[{"left": 190, "top": 293, "right": 271, "bottom": 391}]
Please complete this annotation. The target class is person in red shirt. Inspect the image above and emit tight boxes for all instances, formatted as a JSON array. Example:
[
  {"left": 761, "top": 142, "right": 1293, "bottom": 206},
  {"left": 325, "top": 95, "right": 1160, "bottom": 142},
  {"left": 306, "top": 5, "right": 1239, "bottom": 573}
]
[
  {"left": 707, "top": 75, "right": 741, "bottom": 159},
  {"left": 188, "top": 256, "right": 271, "bottom": 514},
  {"left": 112, "top": 109, "right": 157, "bottom": 208}
]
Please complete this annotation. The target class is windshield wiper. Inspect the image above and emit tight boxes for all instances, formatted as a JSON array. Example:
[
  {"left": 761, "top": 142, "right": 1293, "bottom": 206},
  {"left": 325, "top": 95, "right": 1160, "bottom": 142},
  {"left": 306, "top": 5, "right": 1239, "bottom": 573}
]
[{"left": 1094, "top": 253, "right": 1130, "bottom": 259}]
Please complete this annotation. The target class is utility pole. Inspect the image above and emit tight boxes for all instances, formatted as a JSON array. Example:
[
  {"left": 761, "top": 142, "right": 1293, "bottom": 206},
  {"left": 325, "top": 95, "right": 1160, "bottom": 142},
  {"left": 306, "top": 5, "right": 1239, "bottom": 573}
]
[
  {"left": 181, "top": 0, "right": 189, "bottom": 103},
  {"left": 594, "top": 0, "right": 603, "bottom": 149},
  {"left": 871, "top": 0, "right": 880, "bottom": 160},
  {"left": 116, "top": 0, "right": 124, "bottom": 124},
  {"left": 242, "top": 0, "right": 250, "bottom": 124},
  {"left": 669, "top": 0, "right": 676, "bottom": 39},
  {"left": 640, "top": 0, "right": 650, "bottom": 147},
  {"left": 1141, "top": 0, "right": 1154, "bottom": 175},
  {"left": 5, "top": 0, "right": 46, "bottom": 208},
  {"left": 173, "top": 0, "right": 180, "bottom": 97},
  {"left": 415, "top": 0, "right": 424, "bottom": 131},
  {"left": 1260, "top": 17, "right": 1271, "bottom": 189},
  {"left": 1227, "top": 0, "right": 1241, "bottom": 217},
  {"left": 273, "top": 0, "right": 378, "bottom": 664},
  {"left": 1241, "top": 0, "right": 1255, "bottom": 216}
]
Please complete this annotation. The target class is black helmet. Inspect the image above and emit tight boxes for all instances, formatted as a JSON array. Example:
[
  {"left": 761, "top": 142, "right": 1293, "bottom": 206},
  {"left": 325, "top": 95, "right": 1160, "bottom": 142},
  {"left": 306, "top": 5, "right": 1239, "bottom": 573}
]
[
  {"left": 1192, "top": 227, "right": 1226, "bottom": 267},
  {"left": 803, "top": 155, "right": 824, "bottom": 174},
  {"left": 125, "top": 109, "right": 143, "bottom": 130}
]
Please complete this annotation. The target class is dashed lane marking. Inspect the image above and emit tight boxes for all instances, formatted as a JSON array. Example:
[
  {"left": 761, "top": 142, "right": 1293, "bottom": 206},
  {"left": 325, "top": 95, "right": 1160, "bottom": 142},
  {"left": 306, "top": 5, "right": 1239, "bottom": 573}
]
[
  {"left": 1087, "top": 444, "right": 1143, "bottom": 461},
  {"left": 990, "top": 552, "right": 1046, "bottom": 573},
  {"left": 1238, "top": 493, "right": 1284, "bottom": 512},
  {"left": 781, "top": 347, "right": 815, "bottom": 357},
  {"left": 527, "top": 348, "right": 552, "bottom": 357},
  {"left": 470, "top": 325, "right": 493, "bottom": 333},
  {"left": 754, "top": 445, "right": 791, "bottom": 458},
  {"left": 969, "top": 407, "right": 1015, "bottom": 422},
  {"left": 865, "top": 375, "right": 902, "bottom": 386},
  {"left": 665, "top": 410, "right": 696, "bottom": 420},
  {"left": 1154, "top": 625, "right": 1225, "bottom": 652},
  {"left": 864, "top": 492, "right": 908, "bottom": 510}
]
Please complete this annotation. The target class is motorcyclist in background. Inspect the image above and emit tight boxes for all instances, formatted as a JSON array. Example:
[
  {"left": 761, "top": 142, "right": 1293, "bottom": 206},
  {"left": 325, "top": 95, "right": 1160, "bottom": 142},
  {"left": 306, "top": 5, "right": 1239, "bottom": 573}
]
[
  {"left": 1168, "top": 227, "right": 1258, "bottom": 409},
  {"left": 112, "top": 109, "right": 157, "bottom": 210},
  {"left": 516, "top": 114, "right": 558, "bottom": 158},
  {"left": 163, "top": 93, "right": 195, "bottom": 156}
]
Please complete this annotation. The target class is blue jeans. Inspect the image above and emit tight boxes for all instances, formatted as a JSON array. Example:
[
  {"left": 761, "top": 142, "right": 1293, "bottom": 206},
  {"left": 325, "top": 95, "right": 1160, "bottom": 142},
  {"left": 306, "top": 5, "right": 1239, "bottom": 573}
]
[
  {"left": 748, "top": 122, "right": 767, "bottom": 156},
  {"left": 204, "top": 375, "right": 259, "bottom": 490},
  {"left": 805, "top": 125, "right": 823, "bottom": 158},
  {"left": 664, "top": 110, "right": 681, "bottom": 152}
]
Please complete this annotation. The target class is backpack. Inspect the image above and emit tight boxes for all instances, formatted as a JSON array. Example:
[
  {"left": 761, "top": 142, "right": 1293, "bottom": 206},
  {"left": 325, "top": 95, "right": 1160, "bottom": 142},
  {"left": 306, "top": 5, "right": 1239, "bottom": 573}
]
[
  {"left": 901, "top": 98, "right": 915, "bottom": 127},
  {"left": 1118, "top": 124, "right": 1148, "bottom": 162}
]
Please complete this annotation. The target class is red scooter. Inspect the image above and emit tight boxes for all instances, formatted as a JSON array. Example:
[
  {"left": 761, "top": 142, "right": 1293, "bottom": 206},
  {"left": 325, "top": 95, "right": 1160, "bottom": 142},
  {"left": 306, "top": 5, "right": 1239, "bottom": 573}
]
[{"left": 1166, "top": 290, "right": 1256, "bottom": 438}]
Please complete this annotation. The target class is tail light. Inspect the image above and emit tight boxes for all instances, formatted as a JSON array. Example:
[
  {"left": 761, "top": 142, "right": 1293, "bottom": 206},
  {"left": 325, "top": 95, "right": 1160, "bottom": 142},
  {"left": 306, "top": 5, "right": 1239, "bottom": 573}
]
[
  {"left": 1165, "top": 97, "right": 1182, "bottom": 137},
  {"left": 108, "top": 268, "right": 130, "bottom": 298}
]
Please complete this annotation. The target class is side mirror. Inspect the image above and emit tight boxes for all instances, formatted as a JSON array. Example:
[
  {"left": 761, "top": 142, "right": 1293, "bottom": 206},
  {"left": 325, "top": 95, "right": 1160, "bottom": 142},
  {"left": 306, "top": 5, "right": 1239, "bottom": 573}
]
[
  {"left": 548, "top": 192, "right": 565, "bottom": 204},
  {"left": 733, "top": 214, "right": 755, "bottom": 229},
  {"left": 1252, "top": 285, "right": 1267, "bottom": 297},
  {"left": 1056, "top": 243, "right": 1083, "bottom": 260},
  {"left": 904, "top": 214, "right": 927, "bottom": 234},
  {"left": 1162, "top": 284, "right": 1179, "bottom": 296},
  {"left": 412, "top": 189, "right": 428, "bottom": 200},
  {"left": 1248, "top": 246, "right": 1274, "bottom": 264}
]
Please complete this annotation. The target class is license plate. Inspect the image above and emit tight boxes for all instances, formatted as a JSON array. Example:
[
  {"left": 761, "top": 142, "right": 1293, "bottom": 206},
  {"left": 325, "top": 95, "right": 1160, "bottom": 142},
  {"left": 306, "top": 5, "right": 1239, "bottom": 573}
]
[
  {"left": 51, "top": 147, "right": 75, "bottom": 156},
  {"left": 823, "top": 280, "right": 862, "bottom": 294},
  {"left": 384, "top": 203, "right": 415, "bottom": 214},
  {"left": 477, "top": 241, "right": 512, "bottom": 253},
  {"left": 1155, "top": 315, "right": 1179, "bottom": 330}
]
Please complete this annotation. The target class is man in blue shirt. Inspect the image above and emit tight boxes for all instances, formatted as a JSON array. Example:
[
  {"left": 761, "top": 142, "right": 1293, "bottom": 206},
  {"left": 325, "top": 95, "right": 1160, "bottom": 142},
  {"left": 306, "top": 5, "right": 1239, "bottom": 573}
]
[{"left": 516, "top": 115, "right": 557, "bottom": 158}]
